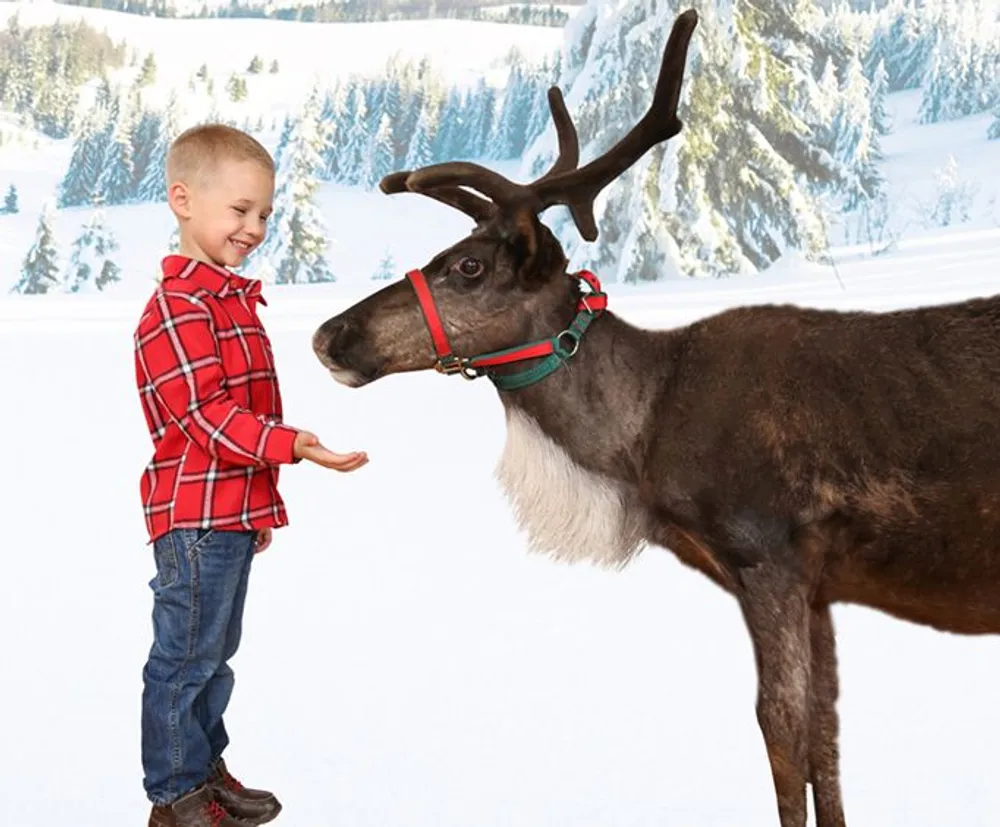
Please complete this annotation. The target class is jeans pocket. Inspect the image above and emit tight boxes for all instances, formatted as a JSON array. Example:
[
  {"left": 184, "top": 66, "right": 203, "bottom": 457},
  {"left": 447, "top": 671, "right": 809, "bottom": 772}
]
[
  {"left": 187, "top": 528, "right": 216, "bottom": 559},
  {"left": 151, "top": 534, "right": 180, "bottom": 589}
]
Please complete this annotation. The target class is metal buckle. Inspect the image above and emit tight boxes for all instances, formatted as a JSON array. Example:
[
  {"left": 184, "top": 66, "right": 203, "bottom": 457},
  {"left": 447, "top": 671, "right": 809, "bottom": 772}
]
[
  {"left": 435, "top": 355, "right": 463, "bottom": 374},
  {"left": 436, "top": 355, "right": 480, "bottom": 380},
  {"left": 556, "top": 329, "right": 581, "bottom": 357}
]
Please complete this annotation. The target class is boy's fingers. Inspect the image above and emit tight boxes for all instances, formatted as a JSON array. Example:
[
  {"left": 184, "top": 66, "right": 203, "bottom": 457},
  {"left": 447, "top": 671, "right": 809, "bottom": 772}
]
[{"left": 304, "top": 444, "right": 368, "bottom": 470}]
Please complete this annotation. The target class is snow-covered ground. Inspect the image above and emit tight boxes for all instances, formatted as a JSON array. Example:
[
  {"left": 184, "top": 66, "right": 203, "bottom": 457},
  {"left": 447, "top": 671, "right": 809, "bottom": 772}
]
[
  {"left": 4, "top": 223, "right": 1000, "bottom": 827},
  {"left": 4, "top": 3, "right": 1000, "bottom": 826}
]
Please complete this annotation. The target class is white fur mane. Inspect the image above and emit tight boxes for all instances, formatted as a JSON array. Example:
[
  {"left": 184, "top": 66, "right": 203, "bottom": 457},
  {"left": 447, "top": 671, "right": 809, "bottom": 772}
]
[{"left": 494, "top": 407, "right": 648, "bottom": 568}]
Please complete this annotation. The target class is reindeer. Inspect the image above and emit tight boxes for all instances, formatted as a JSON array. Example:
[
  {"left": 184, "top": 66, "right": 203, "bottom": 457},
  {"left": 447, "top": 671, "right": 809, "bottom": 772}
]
[{"left": 310, "top": 9, "right": 1000, "bottom": 826}]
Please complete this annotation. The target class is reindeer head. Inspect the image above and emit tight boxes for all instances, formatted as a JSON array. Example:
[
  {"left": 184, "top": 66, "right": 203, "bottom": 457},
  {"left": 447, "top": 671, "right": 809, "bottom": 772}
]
[{"left": 312, "top": 9, "right": 698, "bottom": 388}]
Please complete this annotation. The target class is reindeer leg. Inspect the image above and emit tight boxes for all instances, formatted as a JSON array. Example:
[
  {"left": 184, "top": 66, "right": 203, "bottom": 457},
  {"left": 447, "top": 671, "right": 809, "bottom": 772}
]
[
  {"left": 808, "top": 604, "right": 846, "bottom": 827},
  {"left": 738, "top": 563, "right": 811, "bottom": 827}
]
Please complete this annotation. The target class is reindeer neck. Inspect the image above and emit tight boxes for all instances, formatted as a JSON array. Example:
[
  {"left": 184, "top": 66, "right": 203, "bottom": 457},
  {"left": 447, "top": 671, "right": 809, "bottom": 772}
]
[{"left": 493, "top": 307, "right": 674, "bottom": 485}]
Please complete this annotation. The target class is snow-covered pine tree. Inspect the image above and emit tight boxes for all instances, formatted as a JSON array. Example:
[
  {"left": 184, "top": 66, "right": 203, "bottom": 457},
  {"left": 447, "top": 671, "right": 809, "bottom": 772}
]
[
  {"left": 396, "top": 83, "right": 427, "bottom": 164},
  {"left": 870, "top": 58, "right": 892, "bottom": 136},
  {"left": 226, "top": 72, "right": 248, "bottom": 102},
  {"left": 318, "top": 85, "right": 343, "bottom": 181},
  {"left": 337, "top": 86, "right": 370, "bottom": 186},
  {"left": 866, "top": 0, "right": 937, "bottom": 93},
  {"left": 372, "top": 248, "right": 396, "bottom": 280},
  {"left": 491, "top": 58, "right": 526, "bottom": 159},
  {"left": 2, "top": 184, "right": 17, "bottom": 214},
  {"left": 255, "top": 88, "right": 335, "bottom": 284},
  {"left": 521, "top": 0, "right": 843, "bottom": 280},
  {"left": 832, "top": 52, "right": 884, "bottom": 214},
  {"left": 988, "top": 107, "right": 1000, "bottom": 141},
  {"left": 65, "top": 204, "right": 122, "bottom": 292},
  {"left": 521, "top": 59, "right": 559, "bottom": 156},
  {"left": 58, "top": 105, "right": 108, "bottom": 208},
  {"left": 11, "top": 201, "right": 61, "bottom": 295},
  {"left": 131, "top": 108, "right": 162, "bottom": 195},
  {"left": 95, "top": 75, "right": 113, "bottom": 109},
  {"left": 138, "top": 52, "right": 157, "bottom": 87},
  {"left": 272, "top": 114, "right": 295, "bottom": 174},
  {"left": 403, "top": 102, "right": 435, "bottom": 169},
  {"left": 918, "top": 2, "right": 1000, "bottom": 124},
  {"left": 928, "top": 154, "right": 976, "bottom": 227},
  {"left": 431, "top": 87, "right": 464, "bottom": 162},
  {"left": 462, "top": 79, "right": 497, "bottom": 158},
  {"left": 136, "top": 92, "right": 180, "bottom": 203},
  {"left": 361, "top": 112, "right": 396, "bottom": 190},
  {"left": 96, "top": 93, "right": 138, "bottom": 204},
  {"left": 377, "top": 78, "right": 403, "bottom": 162}
]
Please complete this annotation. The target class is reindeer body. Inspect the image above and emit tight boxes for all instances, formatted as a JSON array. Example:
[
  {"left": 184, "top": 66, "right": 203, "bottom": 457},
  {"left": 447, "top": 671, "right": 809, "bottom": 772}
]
[
  {"left": 495, "top": 295, "right": 1000, "bottom": 635},
  {"left": 310, "top": 10, "right": 1000, "bottom": 824}
]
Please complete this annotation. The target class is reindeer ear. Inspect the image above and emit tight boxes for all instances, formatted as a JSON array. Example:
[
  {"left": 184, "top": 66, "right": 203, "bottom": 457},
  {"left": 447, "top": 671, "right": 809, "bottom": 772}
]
[
  {"left": 513, "top": 207, "right": 538, "bottom": 260},
  {"left": 509, "top": 207, "right": 542, "bottom": 279},
  {"left": 509, "top": 208, "right": 563, "bottom": 284}
]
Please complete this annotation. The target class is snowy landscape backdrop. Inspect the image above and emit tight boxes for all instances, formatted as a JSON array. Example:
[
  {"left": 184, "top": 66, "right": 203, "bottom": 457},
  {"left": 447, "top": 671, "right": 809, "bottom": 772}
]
[{"left": 4, "top": 0, "right": 1000, "bottom": 824}]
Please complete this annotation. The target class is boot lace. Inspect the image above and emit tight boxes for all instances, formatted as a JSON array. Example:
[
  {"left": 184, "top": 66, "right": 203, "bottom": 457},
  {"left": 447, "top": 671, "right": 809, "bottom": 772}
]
[
  {"left": 204, "top": 800, "right": 230, "bottom": 826},
  {"left": 222, "top": 771, "right": 244, "bottom": 791}
]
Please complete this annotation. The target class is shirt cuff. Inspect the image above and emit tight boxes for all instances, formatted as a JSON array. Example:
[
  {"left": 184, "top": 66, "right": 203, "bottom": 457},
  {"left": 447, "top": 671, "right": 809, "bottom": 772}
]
[{"left": 264, "top": 423, "right": 300, "bottom": 464}]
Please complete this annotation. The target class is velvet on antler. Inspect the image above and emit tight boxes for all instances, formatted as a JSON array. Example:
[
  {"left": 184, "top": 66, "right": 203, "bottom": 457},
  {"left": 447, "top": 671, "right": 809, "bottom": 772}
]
[
  {"left": 378, "top": 8, "right": 699, "bottom": 241},
  {"left": 380, "top": 171, "right": 498, "bottom": 223}
]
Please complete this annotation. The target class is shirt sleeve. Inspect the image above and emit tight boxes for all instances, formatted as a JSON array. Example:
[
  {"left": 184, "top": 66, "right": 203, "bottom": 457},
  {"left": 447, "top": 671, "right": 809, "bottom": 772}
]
[{"left": 135, "top": 291, "right": 299, "bottom": 467}]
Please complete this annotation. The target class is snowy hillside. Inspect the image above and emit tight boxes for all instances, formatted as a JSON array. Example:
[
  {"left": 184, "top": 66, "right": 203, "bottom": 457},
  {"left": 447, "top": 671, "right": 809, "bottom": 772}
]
[
  {"left": 2, "top": 76, "right": 999, "bottom": 296},
  {"left": 3, "top": 0, "right": 1000, "bottom": 294},
  {"left": 0, "top": 0, "right": 568, "bottom": 291},
  {"left": 0, "top": 0, "right": 562, "bottom": 97}
]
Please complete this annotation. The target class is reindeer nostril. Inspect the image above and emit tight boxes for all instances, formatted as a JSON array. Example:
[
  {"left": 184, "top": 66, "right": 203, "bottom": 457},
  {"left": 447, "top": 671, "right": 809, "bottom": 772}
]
[{"left": 313, "top": 319, "right": 340, "bottom": 347}]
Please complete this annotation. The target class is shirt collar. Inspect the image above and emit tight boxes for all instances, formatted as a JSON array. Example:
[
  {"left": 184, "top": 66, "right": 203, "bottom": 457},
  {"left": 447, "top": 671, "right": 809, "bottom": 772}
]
[{"left": 161, "top": 255, "right": 266, "bottom": 304}]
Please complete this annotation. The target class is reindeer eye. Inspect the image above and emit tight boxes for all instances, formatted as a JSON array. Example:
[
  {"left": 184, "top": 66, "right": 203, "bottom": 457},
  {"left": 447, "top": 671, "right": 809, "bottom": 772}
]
[{"left": 455, "top": 256, "right": 484, "bottom": 278}]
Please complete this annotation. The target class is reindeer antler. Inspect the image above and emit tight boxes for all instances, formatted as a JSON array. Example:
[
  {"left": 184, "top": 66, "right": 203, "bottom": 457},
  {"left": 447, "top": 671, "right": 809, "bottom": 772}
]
[
  {"left": 377, "top": 83, "right": 580, "bottom": 221},
  {"left": 379, "top": 8, "right": 698, "bottom": 241},
  {"left": 531, "top": 8, "right": 698, "bottom": 239},
  {"left": 380, "top": 171, "right": 499, "bottom": 223}
]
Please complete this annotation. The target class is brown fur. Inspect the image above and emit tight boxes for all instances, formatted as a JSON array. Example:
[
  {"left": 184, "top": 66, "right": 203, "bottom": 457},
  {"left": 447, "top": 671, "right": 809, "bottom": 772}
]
[{"left": 309, "top": 10, "right": 1000, "bottom": 825}]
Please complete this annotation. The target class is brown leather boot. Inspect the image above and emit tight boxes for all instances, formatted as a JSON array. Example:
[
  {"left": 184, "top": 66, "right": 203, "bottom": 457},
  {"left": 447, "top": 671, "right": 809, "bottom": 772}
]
[
  {"left": 147, "top": 783, "right": 249, "bottom": 827},
  {"left": 207, "top": 757, "right": 282, "bottom": 825}
]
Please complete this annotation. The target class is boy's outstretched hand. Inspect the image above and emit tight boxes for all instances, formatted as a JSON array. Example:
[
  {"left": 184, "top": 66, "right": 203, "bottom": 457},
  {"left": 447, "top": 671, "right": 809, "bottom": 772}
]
[{"left": 293, "top": 430, "right": 368, "bottom": 472}]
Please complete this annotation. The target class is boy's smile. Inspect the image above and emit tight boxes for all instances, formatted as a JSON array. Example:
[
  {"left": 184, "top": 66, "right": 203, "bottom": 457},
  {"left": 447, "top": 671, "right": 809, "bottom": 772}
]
[{"left": 169, "top": 158, "right": 274, "bottom": 270}]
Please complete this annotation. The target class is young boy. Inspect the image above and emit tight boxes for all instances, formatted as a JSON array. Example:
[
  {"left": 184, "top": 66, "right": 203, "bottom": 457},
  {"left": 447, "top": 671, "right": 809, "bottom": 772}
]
[{"left": 134, "top": 123, "right": 368, "bottom": 827}]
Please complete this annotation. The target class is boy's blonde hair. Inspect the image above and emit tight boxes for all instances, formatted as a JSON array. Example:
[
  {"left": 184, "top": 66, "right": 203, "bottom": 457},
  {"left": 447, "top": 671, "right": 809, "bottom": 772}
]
[{"left": 166, "top": 123, "right": 274, "bottom": 188}]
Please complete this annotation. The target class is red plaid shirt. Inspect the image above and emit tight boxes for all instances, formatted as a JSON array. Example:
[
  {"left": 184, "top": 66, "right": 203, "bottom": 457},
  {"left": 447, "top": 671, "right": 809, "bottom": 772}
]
[{"left": 134, "top": 255, "right": 300, "bottom": 543}]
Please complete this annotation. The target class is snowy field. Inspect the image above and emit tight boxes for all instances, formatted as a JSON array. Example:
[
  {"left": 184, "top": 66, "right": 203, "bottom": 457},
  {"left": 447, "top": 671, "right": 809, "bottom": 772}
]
[{"left": 3, "top": 228, "right": 1000, "bottom": 827}]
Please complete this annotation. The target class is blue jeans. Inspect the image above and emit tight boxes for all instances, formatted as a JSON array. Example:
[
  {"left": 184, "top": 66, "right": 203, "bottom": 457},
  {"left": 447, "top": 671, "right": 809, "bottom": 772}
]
[{"left": 141, "top": 528, "right": 257, "bottom": 806}]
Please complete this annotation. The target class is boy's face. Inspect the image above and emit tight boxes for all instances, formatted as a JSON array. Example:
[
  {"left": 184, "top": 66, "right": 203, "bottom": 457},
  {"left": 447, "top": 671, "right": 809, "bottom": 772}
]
[{"left": 169, "top": 158, "right": 274, "bottom": 270}]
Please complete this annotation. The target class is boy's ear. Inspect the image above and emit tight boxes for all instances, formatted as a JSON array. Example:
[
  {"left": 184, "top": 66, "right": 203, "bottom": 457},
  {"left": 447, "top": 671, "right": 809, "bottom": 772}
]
[{"left": 167, "top": 181, "right": 192, "bottom": 219}]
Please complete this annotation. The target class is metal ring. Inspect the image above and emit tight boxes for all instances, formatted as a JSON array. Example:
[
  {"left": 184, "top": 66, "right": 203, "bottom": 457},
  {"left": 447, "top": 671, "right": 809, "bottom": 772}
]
[
  {"left": 458, "top": 362, "right": 481, "bottom": 380},
  {"left": 556, "top": 329, "right": 581, "bottom": 357}
]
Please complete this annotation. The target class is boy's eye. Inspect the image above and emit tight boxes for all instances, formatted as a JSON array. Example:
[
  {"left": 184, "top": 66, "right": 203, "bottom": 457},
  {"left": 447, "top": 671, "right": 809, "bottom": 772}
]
[{"left": 232, "top": 206, "right": 246, "bottom": 215}]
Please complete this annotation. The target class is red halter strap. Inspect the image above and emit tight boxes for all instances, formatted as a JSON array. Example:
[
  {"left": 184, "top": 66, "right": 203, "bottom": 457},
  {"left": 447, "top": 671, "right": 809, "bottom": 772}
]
[
  {"left": 405, "top": 268, "right": 607, "bottom": 382},
  {"left": 406, "top": 268, "right": 456, "bottom": 366}
]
